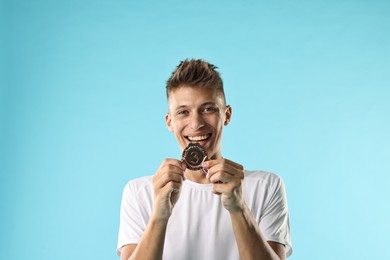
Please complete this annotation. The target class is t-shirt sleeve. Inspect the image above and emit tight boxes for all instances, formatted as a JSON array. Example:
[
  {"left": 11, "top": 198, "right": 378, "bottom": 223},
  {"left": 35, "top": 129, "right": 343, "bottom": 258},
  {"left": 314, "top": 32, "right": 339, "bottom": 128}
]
[
  {"left": 259, "top": 176, "right": 292, "bottom": 257},
  {"left": 116, "top": 182, "right": 146, "bottom": 256}
]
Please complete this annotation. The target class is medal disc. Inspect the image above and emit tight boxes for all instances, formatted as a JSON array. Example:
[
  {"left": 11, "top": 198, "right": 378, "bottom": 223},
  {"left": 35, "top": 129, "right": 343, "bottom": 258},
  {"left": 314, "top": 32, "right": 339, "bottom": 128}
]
[{"left": 182, "top": 142, "right": 208, "bottom": 170}]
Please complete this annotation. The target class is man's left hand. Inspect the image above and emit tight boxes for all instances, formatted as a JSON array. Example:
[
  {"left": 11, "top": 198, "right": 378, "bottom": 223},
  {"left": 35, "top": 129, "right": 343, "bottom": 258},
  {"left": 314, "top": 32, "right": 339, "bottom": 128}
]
[{"left": 203, "top": 158, "right": 245, "bottom": 213}]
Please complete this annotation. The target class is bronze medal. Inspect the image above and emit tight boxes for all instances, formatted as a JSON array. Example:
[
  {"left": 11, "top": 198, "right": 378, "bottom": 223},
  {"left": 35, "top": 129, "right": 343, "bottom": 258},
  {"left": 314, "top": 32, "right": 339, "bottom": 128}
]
[{"left": 182, "top": 142, "right": 208, "bottom": 171}]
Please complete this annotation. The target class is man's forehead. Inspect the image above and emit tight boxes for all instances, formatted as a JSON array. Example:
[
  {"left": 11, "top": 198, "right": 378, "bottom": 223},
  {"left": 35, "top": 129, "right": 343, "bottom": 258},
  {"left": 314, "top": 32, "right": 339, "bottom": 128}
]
[
  {"left": 171, "top": 101, "right": 219, "bottom": 110},
  {"left": 168, "top": 86, "right": 224, "bottom": 103},
  {"left": 168, "top": 95, "right": 224, "bottom": 111}
]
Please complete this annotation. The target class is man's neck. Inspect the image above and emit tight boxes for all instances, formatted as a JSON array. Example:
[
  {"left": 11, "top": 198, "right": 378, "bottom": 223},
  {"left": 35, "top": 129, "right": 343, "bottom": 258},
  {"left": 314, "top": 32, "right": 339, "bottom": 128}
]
[{"left": 184, "top": 169, "right": 210, "bottom": 184}]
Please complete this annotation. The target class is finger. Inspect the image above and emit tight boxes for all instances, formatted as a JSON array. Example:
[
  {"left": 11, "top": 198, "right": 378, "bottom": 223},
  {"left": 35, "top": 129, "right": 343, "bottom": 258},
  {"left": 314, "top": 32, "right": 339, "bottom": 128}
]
[
  {"left": 162, "top": 180, "right": 182, "bottom": 192},
  {"left": 156, "top": 159, "right": 186, "bottom": 181},
  {"left": 154, "top": 162, "right": 186, "bottom": 189},
  {"left": 211, "top": 182, "right": 232, "bottom": 195},
  {"left": 155, "top": 169, "right": 184, "bottom": 189},
  {"left": 212, "top": 181, "right": 241, "bottom": 195},
  {"left": 206, "top": 163, "right": 244, "bottom": 181},
  {"left": 203, "top": 158, "right": 244, "bottom": 172},
  {"left": 212, "top": 183, "right": 223, "bottom": 195},
  {"left": 159, "top": 158, "right": 187, "bottom": 171},
  {"left": 158, "top": 180, "right": 183, "bottom": 200},
  {"left": 207, "top": 162, "right": 237, "bottom": 178},
  {"left": 155, "top": 170, "right": 184, "bottom": 192},
  {"left": 209, "top": 171, "right": 236, "bottom": 184}
]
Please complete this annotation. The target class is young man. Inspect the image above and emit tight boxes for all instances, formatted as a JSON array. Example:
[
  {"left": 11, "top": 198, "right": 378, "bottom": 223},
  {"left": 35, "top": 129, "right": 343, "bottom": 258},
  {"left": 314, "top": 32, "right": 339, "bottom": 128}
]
[{"left": 117, "top": 59, "right": 292, "bottom": 260}]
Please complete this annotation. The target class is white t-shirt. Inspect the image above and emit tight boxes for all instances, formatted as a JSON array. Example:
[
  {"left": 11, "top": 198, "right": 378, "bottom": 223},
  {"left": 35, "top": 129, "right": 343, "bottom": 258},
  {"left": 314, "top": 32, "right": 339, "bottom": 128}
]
[{"left": 117, "top": 170, "right": 292, "bottom": 259}]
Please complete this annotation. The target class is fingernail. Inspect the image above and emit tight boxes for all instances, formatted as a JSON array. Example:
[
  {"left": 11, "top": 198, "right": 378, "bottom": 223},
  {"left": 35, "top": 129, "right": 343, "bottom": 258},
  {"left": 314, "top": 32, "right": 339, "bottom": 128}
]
[{"left": 202, "top": 161, "right": 208, "bottom": 169}]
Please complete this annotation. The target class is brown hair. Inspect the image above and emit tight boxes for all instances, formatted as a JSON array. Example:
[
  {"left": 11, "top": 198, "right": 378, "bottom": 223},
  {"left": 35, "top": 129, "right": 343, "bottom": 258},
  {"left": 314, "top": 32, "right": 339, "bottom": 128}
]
[{"left": 166, "top": 59, "right": 225, "bottom": 103}]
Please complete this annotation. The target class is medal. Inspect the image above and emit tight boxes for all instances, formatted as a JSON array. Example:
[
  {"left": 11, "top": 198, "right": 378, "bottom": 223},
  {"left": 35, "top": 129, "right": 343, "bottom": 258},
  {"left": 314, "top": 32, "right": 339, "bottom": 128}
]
[{"left": 182, "top": 142, "right": 208, "bottom": 172}]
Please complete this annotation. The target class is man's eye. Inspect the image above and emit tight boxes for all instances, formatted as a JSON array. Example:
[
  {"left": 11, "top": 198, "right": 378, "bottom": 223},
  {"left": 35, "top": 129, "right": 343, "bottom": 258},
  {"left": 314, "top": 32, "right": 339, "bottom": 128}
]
[
  {"left": 203, "top": 106, "right": 218, "bottom": 113},
  {"left": 177, "top": 110, "right": 189, "bottom": 116}
]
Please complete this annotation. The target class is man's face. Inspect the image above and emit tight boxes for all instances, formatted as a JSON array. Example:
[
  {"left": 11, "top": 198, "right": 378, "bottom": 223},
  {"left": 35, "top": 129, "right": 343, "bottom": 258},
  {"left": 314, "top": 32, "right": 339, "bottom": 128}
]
[{"left": 165, "top": 86, "right": 231, "bottom": 160}]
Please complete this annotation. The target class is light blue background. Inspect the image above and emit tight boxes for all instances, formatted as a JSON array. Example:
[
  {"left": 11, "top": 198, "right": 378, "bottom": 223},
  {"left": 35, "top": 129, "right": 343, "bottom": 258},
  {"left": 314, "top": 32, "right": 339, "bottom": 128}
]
[{"left": 1, "top": 0, "right": 389, "bottom": 259}]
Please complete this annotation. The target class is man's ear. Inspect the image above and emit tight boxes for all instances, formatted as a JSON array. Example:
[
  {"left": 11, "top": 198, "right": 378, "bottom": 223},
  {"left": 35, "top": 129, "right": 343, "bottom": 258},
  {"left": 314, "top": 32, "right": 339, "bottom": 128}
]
[
  {"left": 165, "top": 113, "right": 173, "bottom": 132},
  {"left": 224, "top": 105, "right": 232, "bottom": 126}
]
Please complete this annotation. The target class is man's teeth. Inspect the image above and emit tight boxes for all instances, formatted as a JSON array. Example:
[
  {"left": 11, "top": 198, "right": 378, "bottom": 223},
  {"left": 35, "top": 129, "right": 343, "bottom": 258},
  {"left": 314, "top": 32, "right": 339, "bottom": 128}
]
[{"left": 188, "top": 135, "right": 209, "bottom": 141}]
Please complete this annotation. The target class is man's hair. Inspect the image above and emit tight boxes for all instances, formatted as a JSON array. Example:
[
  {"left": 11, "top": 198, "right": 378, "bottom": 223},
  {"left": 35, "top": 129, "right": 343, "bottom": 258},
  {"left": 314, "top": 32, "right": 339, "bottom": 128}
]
[{"left": 166, "top": 59, "right": 225, "bottom": 103}]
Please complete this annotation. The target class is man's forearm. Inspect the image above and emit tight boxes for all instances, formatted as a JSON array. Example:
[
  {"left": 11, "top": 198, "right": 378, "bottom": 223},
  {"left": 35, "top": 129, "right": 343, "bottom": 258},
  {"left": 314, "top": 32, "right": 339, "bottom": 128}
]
[
  {"left": 128, "top": 216, "right": 168, "bottom": 260},
  {"left": 230, "top": 204, "right": 283, "bottom": 260}
]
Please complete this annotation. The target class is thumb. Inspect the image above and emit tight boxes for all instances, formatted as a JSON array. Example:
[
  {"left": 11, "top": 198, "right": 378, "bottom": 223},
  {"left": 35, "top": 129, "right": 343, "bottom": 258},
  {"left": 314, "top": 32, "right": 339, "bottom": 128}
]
[{"left": 170, "top": 188, "right": 181, "bottom": 206}]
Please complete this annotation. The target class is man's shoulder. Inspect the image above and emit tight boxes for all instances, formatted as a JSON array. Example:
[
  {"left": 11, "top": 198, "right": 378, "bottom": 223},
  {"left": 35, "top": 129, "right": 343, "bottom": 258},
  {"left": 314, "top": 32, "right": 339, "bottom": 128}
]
[
  {"left": 244, "top": 170, "right": 283, "bottom": 189},
  {"left": 244, "top": 170, "right": 281, "bottom": 181},
  {"left": 124, "top": 176, "right": 153, "bottom": 193}
]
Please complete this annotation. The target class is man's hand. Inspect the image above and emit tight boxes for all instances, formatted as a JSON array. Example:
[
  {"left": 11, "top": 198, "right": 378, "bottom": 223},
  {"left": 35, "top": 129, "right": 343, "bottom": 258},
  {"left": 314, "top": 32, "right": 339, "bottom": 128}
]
[
  {"left": 203, "top": 158, "right": 245, "bottom": 213},
  {"left": 152, "top": 159, "right": 186, "bottom": 220}
]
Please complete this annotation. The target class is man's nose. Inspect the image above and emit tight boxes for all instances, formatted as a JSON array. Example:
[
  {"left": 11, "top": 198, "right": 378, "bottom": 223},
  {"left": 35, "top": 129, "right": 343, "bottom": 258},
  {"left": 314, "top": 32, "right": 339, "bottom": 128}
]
[{"left": 189, "top": 113, "right": 205, "bottom": 130}]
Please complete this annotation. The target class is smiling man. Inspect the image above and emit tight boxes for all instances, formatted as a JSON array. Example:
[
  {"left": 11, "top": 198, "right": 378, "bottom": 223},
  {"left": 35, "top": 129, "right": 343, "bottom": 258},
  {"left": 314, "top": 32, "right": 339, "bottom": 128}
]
[{"left": 117, "top": 59, "right": 292, "bottom": 260}]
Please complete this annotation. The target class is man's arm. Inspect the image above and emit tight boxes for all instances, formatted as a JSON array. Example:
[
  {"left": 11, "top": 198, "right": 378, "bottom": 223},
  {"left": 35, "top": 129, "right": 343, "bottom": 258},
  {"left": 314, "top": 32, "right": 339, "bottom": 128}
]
[
  {"left": 120, "top": 244, "right": 136, "bottom": 260},
  {"left": 204, "top": 159, "right": 286, "bottom": 260},
  {"left": 230, "top": 204, "right": 285, "bottom": 260},
  {"left": 120, "top": 159, "right": 186, "bottom": 260},
  {"left": 120, "top": 216, "right": 168, "bottom": 260}
]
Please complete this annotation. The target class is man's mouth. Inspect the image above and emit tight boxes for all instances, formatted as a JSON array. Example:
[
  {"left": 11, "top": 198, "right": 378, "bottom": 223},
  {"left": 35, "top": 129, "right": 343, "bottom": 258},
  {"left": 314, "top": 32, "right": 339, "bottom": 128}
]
[{"left": 186, "top": 134, "right": 211, "bottom": 142}]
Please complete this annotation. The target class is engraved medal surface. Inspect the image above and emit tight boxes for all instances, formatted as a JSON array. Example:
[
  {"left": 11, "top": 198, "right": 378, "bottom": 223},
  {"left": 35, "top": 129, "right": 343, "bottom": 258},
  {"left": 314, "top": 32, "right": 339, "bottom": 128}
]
[{"left": 182, "top": 142, "right": 208, "bottom": 170}]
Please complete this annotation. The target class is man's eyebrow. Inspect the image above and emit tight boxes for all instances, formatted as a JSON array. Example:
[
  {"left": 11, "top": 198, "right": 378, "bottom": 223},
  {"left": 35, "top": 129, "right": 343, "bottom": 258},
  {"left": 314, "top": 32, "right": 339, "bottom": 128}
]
[
  {"left": 174, "top": 105, "right": 188, "bottom": 111},
  {"left": 201, "top": 102, "right": 218, "bottom": 106},
  {"left": 173, "top": 102, "right": 218, "bottom": 111}
]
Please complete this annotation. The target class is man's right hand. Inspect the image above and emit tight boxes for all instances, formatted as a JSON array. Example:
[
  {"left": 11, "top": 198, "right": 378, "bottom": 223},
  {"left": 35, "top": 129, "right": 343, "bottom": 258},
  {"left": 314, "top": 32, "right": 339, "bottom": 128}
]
[
  {"left": 121, "top": 160, "right": 186, "bottom": 260},
  {"left": 152, "top": 159, "right": 186, "bottom": 220}
]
